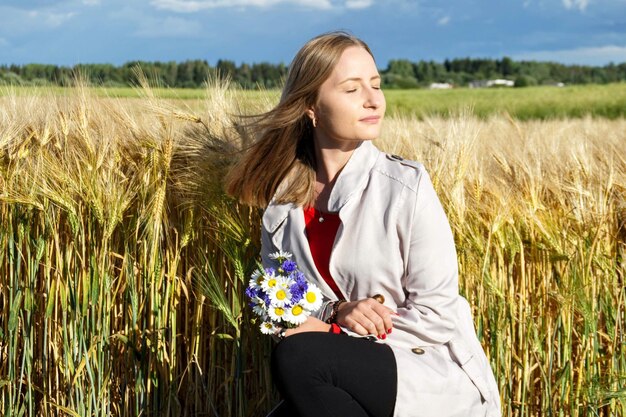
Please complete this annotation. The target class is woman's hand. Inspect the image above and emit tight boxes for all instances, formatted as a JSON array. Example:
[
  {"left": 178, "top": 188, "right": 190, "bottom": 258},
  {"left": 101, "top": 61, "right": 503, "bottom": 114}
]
[
  {"left": 283, "top": 316, "right": 331, "bottom": 338},
  {"left": 336, "top": 298, "right": 398, "bottom": 338}
]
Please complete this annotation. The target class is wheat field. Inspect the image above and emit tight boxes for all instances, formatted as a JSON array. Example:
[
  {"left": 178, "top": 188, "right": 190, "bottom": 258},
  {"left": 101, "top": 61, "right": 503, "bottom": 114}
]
[{"left": 0, "top": 81, "right": 624, "bottom": 416}]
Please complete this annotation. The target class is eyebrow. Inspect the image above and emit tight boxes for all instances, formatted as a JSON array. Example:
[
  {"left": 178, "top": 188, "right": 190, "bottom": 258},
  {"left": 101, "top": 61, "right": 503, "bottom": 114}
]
[{"left": 338, "top": 75, "right": 381, "bottom": 85}]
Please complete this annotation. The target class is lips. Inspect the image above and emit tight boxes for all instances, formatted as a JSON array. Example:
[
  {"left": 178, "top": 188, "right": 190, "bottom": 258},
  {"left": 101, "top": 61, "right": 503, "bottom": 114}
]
[{"left": 359, "top": 116, "right": 381, "bottom": 123}]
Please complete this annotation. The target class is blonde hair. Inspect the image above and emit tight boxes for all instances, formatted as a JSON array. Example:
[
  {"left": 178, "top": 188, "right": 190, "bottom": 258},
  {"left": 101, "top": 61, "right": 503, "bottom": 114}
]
[{"left": 225, "top": 31, "right": 374, "bottom": 208}]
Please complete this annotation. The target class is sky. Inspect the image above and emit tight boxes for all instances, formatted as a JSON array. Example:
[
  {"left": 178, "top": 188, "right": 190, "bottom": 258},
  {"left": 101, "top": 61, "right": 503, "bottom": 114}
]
[{"left": 0, "top": 0, "right": 625, "bottom": 68}]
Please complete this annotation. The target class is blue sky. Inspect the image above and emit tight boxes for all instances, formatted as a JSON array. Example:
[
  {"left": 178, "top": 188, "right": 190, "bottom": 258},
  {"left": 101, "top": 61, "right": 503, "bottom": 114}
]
[{"left": 0, "top": 0, "right": 625, "bottom": 68}]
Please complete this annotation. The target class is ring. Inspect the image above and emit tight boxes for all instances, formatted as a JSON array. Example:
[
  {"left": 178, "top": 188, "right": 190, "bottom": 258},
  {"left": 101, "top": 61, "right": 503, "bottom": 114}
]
[{"left": 372, "top": 294, "right": 385, "bottom": 304}]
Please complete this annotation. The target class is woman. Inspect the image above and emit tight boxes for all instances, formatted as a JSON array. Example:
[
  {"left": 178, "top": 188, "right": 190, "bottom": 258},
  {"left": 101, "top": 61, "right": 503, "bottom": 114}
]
[{"left": 226, "top": 31, "right": 501, "bottom": 417}]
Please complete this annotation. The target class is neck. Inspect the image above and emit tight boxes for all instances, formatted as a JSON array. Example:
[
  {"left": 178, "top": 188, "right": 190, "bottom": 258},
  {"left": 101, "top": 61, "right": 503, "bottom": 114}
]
[{"left": 313, "top": 136, "right": 361, "bottom": 184}]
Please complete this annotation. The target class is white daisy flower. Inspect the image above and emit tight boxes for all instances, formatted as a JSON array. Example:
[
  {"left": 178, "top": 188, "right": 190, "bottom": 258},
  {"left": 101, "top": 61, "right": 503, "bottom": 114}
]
[
  {"left": 251, "top": 296, "right": 267, "bottom": 317},
  {"left": 268, "top": 250, "right": 292, "bottom": 261},
  {"left": 300, "top": 284, "right": 323, "bottom": 312},
  {"left": 259, "top": 321, "right": 278, "bottom": 335},
  {"left": 260, "top": 270, "right": 280, "bottom": 293},
  {"left": 248, "top": 269, "right": 265, "bottom": 290},
  {"left": 268, "top": 305, "right": 287, "bottom": 322},
  {"left": 277, "top": 275, "right": 292, "bottom": 288},
  {"left": 269, "top": 285, "right": 292, "bottom": 308},
  {"left": 283, "top": 303, "right": 309, "bottom": 325}
]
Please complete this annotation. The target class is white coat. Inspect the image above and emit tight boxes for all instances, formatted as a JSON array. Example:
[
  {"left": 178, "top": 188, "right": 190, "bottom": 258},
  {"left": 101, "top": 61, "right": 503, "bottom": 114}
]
[{"left": 261, "top": 140, "right": 501, "bottom": 417}]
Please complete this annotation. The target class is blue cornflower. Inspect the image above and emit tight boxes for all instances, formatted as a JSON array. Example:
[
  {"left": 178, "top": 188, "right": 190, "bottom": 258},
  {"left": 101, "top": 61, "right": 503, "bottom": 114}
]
[
  {"left": 294, "top": 273, "right": 308, "bottom": 290},
  {"left": 289, "top": 273, "right": 308, "bottom": 303},
  {"left": 290, "top": 282, "right": 305, "bottom": 303},
  {"left": 245, "top": 286, "right": 258, "bottom": 299},
  {"left": 282, "top": 260, "right": 297, "bottom": 273}
]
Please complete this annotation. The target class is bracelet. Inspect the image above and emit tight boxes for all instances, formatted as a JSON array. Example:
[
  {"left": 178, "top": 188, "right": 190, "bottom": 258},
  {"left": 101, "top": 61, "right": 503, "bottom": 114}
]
[{"left": 325, "top": 299, "right": 346, "bottom": 324}]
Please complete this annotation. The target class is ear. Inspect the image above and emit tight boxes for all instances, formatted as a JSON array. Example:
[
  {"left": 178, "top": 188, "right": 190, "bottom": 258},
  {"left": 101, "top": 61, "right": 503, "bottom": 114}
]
[{"left": 305, "top": 108, "right": 315, "bottom": 121}]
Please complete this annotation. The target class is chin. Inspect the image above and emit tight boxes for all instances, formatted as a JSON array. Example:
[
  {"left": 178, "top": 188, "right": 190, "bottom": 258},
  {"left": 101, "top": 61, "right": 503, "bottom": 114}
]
[{"left": 359, "top": 131, "right": 381, "bottom": 141}]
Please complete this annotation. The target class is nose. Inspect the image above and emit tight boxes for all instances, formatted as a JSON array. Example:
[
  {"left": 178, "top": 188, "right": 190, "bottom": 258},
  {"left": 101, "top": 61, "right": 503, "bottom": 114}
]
[{"left": 364, "top": 86, "right": 383, "bottom": 109}]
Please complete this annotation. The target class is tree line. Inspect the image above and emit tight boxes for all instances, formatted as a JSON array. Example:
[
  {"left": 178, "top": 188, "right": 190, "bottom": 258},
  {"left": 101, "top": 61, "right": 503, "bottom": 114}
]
[
  {"left": 1, "top": 57, "right": 625, "bottom": 88},
  {"left": 383, "top": 57, "right": 626, "bottom": 87}
]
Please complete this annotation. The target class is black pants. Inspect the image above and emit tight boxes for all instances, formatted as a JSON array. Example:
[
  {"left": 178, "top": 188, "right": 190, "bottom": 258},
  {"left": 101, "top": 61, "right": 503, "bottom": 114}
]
[{"left": 269, "top": 332, "right": 397, "bottom": 417}]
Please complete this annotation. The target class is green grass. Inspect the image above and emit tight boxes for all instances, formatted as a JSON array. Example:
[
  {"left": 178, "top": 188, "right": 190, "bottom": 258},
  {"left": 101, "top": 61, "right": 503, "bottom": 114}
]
[
  {"left": 3, "top": 83, "right": 626, "bottom": 119},
  {"left": 383, "top": 83, "right": 626, "bottom": 120}
]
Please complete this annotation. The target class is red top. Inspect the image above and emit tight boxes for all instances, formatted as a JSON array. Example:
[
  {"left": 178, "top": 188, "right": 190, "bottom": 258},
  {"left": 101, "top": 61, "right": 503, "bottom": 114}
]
[{"left": 303, "top": 206, "right": 344, "bottom": 300}]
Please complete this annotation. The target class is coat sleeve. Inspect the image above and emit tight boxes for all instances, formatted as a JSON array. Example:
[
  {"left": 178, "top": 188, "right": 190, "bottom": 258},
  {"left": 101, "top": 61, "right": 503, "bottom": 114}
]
[{"left": 393, "top": 166, "right": 459, "bottom": 346}]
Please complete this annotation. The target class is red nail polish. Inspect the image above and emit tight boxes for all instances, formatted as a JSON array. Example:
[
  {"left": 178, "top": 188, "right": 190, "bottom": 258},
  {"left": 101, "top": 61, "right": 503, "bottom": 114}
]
[
  {"left": 382, "top": 334, "right": 387, "bottom": 340},
  {"left": 387, "top": 328, "right": 392, "bottom": 334}
]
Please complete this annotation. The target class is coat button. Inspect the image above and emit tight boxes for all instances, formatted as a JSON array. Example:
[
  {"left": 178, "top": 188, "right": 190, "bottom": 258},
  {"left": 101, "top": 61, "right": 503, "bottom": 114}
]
[{"left": 411, "top": 347, "right": 425, "bottom": 355}]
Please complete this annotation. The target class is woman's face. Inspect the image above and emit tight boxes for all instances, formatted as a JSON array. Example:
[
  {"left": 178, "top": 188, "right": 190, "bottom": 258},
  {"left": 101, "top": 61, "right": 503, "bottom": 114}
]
[{"left": 309, "top": 46, "right": 386, "bottom": 148}]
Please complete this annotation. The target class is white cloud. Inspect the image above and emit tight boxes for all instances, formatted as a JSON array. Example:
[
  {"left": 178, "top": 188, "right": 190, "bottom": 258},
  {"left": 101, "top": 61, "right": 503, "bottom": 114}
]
[
  {"left": 562, "top": 0, "right": 589, "bottom": 11},
  {"left": 1, "top": 1, "right": 100, "bottom": 9},
  {"left": 0, "top": 8, "right": 78, "bottom": 33},
  {"left": 514, "top": 44, "right": 626, "bottom": 65},
  {"left": 151, "top": 0, "right": 334, "bottom": 12},
  {"left": 345, "top": 0, "right": 373, "bottom": 9},
  {"left": 296, "top": 0, "right": 333, "bottom": 8},
  {"left": 150, "top": 0, "right": 380, "bottom": 11},
  {"left": 135, "top": 16, "right": 203, "bottom": 37},
  {"left": 44, "top": 11, "right": 78, "bottom": 27},
  {"left": 437, "top": 15, "right": 450, "bottom": 25}
]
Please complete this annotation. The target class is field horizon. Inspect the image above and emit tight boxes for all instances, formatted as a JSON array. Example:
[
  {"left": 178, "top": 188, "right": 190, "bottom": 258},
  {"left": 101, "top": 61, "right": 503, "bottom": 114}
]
[{"left": 3, "top": 81, "right": 625, "bottom": 120}]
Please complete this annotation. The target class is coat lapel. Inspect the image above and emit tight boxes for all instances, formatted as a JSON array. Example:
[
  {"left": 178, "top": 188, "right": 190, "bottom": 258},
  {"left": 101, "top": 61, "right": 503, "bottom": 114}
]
[
  {"left": 327, "top": 140, "right": 380, "bottom": 212},
  {"left": 261, "top": 140, "right": 382, "bottom": 300}
]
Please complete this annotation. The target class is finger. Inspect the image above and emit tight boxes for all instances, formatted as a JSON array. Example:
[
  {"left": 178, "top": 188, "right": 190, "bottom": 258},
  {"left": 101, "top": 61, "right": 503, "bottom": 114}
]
[
  {"left": 376, "top": 306, "right": 394, "bottom": 334},
  {"left": 364, "top": 299, "right": 391, "bottom": 335},
  {"left": 373, "top": 305, "right": 396, "bottom": 331},
  {"left": 385, "top": 306, "right": 400, "bottom": 316},
  {"left": 344, "top": 317, "right": 370, "bottom": 336},
  {"left": 350, "top": 309, "right": 380, "bottom": 336},
  {"left": 358, "top": 307, "right": 385, "bottom": 337},
  {"left": 350, "top": 309, "right": 381, "bottom": 337},
  {"left": 363, "top": 299, "right": 392, "bottom": 334}
]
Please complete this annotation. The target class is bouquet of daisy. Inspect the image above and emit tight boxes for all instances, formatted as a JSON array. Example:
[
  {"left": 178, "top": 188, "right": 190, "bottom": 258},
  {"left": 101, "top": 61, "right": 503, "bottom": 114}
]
[{"left": 245, "top": 251, "right": 323, "bottom": 335}]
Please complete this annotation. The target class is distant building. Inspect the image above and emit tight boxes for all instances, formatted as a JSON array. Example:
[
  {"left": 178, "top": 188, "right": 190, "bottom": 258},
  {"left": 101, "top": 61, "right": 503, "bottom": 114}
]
[
  {"left": 429, "top": 82, "right": 454, "bottom": 89},
  {"left": 468, "top": 79, "right": 515, "bottom": 88}
]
